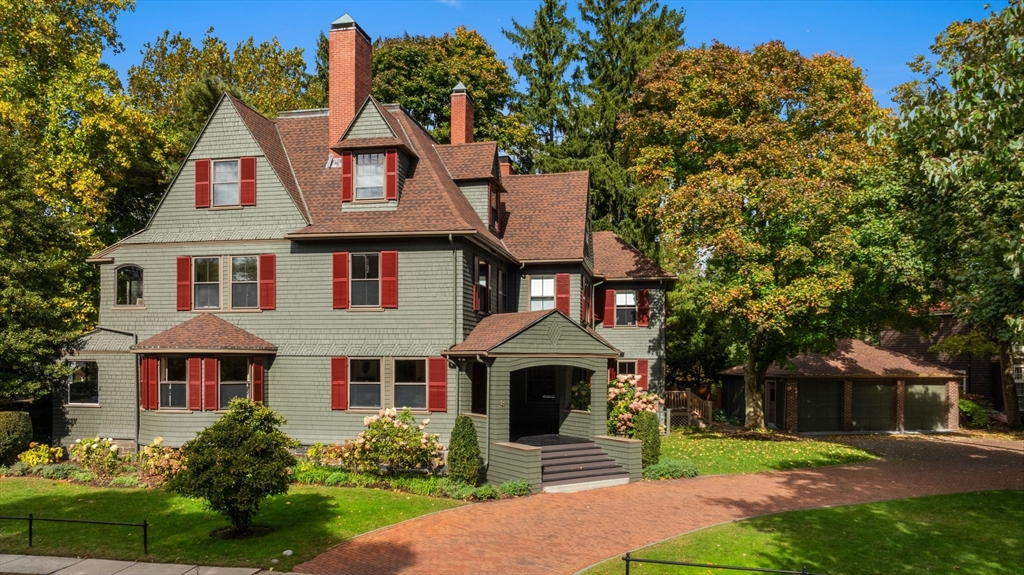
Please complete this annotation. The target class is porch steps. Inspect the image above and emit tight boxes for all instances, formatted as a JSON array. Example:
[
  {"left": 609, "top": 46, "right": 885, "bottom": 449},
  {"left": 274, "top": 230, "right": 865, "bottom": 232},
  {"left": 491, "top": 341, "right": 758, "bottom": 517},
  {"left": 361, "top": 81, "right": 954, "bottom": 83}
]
[{"left": 540, "top": 441, "right": 630, "bottom": 491}]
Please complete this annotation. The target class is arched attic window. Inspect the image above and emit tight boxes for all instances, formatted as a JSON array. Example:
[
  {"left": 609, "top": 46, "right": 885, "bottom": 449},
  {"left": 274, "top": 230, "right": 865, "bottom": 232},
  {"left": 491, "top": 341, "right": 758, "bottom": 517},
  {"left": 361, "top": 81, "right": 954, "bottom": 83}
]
[{"left": 116, "top": 265, "right": 144, "bottom": 306}]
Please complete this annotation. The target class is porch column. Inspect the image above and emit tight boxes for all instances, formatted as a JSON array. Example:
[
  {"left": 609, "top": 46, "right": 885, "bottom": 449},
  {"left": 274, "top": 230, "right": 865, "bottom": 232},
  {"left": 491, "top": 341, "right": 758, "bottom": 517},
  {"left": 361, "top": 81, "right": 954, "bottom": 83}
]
[
  {"left": 842, "top": 379, "right": 853, "bottom": 432},
  {"left": 784, "top": 380, "right": 798, "bottom": 433},
  {"left": 945, "top": 379, "right": 959, "bottom": 431},
  {"left": 895, "top": 380, "right": 906, "bottom": 432}
]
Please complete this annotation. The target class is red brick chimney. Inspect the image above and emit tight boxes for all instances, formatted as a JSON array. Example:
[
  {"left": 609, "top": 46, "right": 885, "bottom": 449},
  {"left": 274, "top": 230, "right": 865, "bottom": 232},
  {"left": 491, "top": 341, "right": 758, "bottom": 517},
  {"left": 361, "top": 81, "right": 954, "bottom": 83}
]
[
  {"left": 498, "top": 155, "right": 513, "bottom": 176},
  {"left": 450, "top": 82, "right": 474, "bottom": 145},
  {"left": 329, "top": 14, "right": 372, "bottom": 151}
]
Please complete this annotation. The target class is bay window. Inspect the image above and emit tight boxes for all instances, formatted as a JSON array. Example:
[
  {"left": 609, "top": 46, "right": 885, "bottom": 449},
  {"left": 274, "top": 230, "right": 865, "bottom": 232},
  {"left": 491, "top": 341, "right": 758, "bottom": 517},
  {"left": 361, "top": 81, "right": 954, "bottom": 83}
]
[
  {"left": 219, "top": 357, "right": 250, "bottom": 409},
  {"left": 160, "top": 357, "right": 187, "bottom": 409}
]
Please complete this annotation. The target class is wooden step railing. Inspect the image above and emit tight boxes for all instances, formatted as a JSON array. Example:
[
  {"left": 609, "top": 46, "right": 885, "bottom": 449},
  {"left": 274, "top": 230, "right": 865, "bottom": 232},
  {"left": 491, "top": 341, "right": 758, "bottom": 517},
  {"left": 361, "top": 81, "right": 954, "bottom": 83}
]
[{"left": 663, "top": 390, "right": 713, "bottom": 426}]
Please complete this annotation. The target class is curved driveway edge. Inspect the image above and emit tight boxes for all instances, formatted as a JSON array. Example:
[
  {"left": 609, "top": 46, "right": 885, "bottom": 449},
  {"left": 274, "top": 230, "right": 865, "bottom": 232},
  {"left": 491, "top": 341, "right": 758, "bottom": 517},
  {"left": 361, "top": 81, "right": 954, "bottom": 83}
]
[{"left": 295, "top": 436, "right": 1024, "bottom": 575}]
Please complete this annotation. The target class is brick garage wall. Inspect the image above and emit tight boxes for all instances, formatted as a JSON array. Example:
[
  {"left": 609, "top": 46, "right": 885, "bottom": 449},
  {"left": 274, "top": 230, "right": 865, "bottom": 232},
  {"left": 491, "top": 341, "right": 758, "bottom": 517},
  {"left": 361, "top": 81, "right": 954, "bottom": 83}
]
[
  {"left": 895, "top": 380, "right": 906, "bottom": 431},
  {"left": 842, "top": 380, "right": 853, "bottom": 431},
  {"left": 785, "top": 380, "right": 798, "bottom": 432},
  {"left": 946, "top": 380, "right": 960, "bottom": 430}
]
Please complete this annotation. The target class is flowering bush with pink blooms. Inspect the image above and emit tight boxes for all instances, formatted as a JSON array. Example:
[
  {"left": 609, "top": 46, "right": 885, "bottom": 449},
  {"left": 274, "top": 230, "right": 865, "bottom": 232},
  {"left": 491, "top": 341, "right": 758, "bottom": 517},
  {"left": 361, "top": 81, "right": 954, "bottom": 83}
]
[
  {"left": 607, "top": 374, "right": 664, "bottom": 437},
  {"left": 342, "top": 408, "right": 444, "bottom": 475}
]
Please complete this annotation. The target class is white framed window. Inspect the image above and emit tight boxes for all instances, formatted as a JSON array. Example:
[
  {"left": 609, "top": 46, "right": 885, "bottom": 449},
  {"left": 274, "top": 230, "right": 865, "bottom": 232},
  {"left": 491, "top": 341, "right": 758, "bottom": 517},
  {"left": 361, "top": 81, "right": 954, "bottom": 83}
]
[
  {"left": 230, "top": 256, "right": 258, "bottom": 309},
  {"left": 394, "top": 358, "right": 427, "bottom": 410},
  {"left": 530, "top": 275, "right": 555, "bottom": 311},
  {"left": 350, "top": 358, "right": 382, "bottom": 409},
  {"left": 355, "top": 153, "right": 385, "bottom": 200},
  {"left": 212, "top": 160, "right": 240, "bottom": 206},
  {"left": 115, "top": 266, "right": 144, "bottom": 307},
  {"left": 67, "top": 361, "right": 98, "bottom": 405},
  {"left": 1014, "top": 365, "right": 1023, "bottom": 383},
  {"left": 615, "top": 290, "right": 637, "bottom": 326},
  {"left": 193, "top": 257, "right": 221, "bottom": 309},
  {"left": 617, "top": 360, "right": 637, "bottom": 376},
  {"left": 476, "top": 259, "right": 491, "bottom": 313},
  {"left": 351, "top": 253, "right": 380, "bottom": 307},
  {"left": 219, "top": 357, "right": 250, "bottom": 410},
  {"left": 160, "top": 357, "right": 187, "bottom": 410}
]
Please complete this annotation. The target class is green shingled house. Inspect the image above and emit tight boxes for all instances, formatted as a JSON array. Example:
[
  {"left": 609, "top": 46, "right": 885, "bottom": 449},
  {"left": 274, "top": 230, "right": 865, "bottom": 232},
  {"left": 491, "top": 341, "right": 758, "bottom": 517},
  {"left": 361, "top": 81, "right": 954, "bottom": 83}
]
[{"left": 57, "top": 14, "right": 674, "bottom": 493}]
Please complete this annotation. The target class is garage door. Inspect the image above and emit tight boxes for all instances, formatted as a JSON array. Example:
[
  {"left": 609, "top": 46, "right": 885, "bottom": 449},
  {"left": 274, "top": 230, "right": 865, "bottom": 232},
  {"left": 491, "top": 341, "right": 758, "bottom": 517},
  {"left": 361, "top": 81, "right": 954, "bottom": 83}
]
[
  {"left": 905, "top": 384, "right": 947, "bottom": 430},
  {"left": 851, "top": 382, "right": 896, "bottom": 431},
  {"left": 798, "top": 381, "right": 842, "bottom": 432}
]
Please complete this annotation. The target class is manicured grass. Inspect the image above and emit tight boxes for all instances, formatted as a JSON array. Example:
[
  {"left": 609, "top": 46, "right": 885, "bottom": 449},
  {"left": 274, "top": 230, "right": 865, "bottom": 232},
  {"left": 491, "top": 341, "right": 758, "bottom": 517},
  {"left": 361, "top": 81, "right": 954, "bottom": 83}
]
[
  {"left": 582, "top": 490, "right": 1024, "bottom": 575},
  {"left": 0, "top": 477, "right": 462, "bottom": 571},
  {"left": 662, "top": 429, "right": 875, "bottom": 475}
]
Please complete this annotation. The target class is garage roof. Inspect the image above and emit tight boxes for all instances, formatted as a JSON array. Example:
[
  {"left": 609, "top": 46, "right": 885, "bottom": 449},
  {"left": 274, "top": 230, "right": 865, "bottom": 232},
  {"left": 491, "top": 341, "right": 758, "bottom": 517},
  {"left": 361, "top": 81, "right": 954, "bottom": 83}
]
[{"left": 721, "top": 339, "right": 961, "bottom": 379}]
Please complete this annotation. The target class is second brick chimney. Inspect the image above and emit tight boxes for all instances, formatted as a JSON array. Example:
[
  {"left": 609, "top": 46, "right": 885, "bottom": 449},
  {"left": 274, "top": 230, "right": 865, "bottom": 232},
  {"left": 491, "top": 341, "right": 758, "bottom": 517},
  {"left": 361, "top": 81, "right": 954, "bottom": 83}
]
[
  {"left": 450, "top": 82, "right": 474, "bottom": 145},
  {"left": 329, "top": 14, "right": 372, "bottom": 151}
]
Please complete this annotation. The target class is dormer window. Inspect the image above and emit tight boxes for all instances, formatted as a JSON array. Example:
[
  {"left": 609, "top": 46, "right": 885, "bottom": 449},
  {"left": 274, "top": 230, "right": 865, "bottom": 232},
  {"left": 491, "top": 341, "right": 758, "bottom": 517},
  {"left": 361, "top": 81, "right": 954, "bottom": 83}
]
[
  {"left": 355, "top": 153, "right": 385, "bottom": 200},
  {"left": 213, "top": 160, "right": 240, "bottom": 206}
]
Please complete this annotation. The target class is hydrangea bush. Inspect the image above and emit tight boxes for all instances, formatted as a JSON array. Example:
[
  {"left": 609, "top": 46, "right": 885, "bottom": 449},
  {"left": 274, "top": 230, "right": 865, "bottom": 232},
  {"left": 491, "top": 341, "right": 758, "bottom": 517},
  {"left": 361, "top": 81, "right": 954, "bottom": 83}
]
[
  {"left": 607, "top": 374, "right": 664, "bottom": 437},
  {"left": 137, "top": 437, "right": 184, "bottom": 478},
  {"left": 70, "top": 437, "right": 121, "bottom": 475},
  {"left": 345, "top": 408, "right": 443, "bottom": 475},
  {"left": 17, "top": 443, "right": 64, "bottom": 466}
]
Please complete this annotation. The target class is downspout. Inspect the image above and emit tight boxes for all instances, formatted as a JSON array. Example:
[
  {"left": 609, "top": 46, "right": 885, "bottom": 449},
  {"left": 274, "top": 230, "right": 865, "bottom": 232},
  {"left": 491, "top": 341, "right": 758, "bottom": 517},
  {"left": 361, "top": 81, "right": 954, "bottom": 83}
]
[
  {"left": 479, "top": 353, "right": 490, "bottom": 469},
  {"left": 449, "top": 234, "right": 459, "bottom": 415},
  {"left": 95, "top": 327, "right": 139, "bottom": 451}
]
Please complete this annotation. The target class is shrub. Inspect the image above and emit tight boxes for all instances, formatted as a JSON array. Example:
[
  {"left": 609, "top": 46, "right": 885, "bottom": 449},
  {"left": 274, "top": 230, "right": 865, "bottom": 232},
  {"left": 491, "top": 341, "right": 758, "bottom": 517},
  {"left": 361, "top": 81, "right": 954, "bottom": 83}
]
[
  {"left": 607, "top": 374, "right": 664, "bottom": 436},
  {"left": 473, "top": 484, "right": 499, "bottom": 500},
  {"left": 39, "top": 463, "right": 80, "bottom": 480},
  {"left": 69, "top": 437, "right": 121, "bottom": 475},
  {"left": 18, "top": 442, "right": 63, "bottom": 466},
  {"left": 292, "top": 461, "right": 333, "bottom": 484},
  {"left": 110, "top": 475, "right": 140, "bottom": 487},
  {"left": 445, "top": 481, "right": 476, "bottom": 500},
  {"left": 343, "top": 408, "right": 443, "bottom": 475},
  {"left": 137, "top": 438, "right": 184, "bottom": 479},
  {"left": 166, "top": 398, "right": 298, "bottom": 534},
  {"left": 634, "top": 411, "right": 661, "bottom": 468},
  {"left": 0, "top": 412, "right": 33, "bottom": 464},
  {"left": 324, "top": 471, "right": 351, "bottom": 486},
  {"left": 5, "top": 462, "right": 31, "bottom": 476},
  {"left": 959, "top": 399, "right": 993, "bottom": 428},
  {"left": 570, "top": 379, "right": 591, "bottom": 411},
  {"left": 71, "top": 471, "right": 96, "bottom": 482},
  {"left": 498, "top": 478, "right": 532, "bottom": 497},
  {"left": 447, "top": 415, "right": 481, "bottom": 485},
  {"left": 306, "top": 442, "right": 349, "bottom": 466},
  {"left": 643, "top": 459, "right": 699, "bottom": 481}
]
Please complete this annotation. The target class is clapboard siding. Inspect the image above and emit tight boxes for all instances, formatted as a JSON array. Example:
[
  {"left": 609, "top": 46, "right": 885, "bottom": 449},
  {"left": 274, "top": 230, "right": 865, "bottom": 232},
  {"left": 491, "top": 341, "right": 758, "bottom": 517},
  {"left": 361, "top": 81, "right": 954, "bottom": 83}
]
[
  {"left": 492, "top": 314, "right": 612, "bottom": 356},
  {"left": 594, "top": 436, "right": 642, "bottom": 482},
  {"left": 559, "top": 410, "right": 591, "bottom": 438},
  {"left": 487, "top": 443, "right": 542, "bottom": 492},
  {"left": 346, "top": 105, "right": 393, "bottom": 139},
  {"left": 54, "top": 342, "right": 137, "bottom": 446},
  {"left": 459, "top": 181, "right": 489, "bottom": 228}
]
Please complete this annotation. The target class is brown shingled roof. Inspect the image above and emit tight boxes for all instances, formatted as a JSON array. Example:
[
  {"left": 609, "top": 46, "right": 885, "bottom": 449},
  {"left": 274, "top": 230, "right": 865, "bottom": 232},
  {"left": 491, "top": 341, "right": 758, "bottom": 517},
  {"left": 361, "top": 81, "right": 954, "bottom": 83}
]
[
  {"left": 131, "top": 314, "right": 277, "bottom": 354},
  {"left": 593, "top": 231, "right": 674, "bottom": 280},
  {"left": 501, "top": 172, "right": 589, "bottom": 261},
  {"left": 721, "top": 339, "right": 960, "bottom": 379},
  {"left": 436, "top": 142, "right": 498, "bottom": 181},
  {"left": 448, "top": 309, "right": 619, "bottom": 355}
]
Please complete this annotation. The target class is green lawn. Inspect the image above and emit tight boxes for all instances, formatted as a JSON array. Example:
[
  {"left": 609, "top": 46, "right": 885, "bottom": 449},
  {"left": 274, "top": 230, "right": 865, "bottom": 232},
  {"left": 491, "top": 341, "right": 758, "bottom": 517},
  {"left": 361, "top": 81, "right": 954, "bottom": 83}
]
[
  {"left": 0, "top": 477, "right": 463, "bottom": 571},
  {"left": 662, "top": 430, "right": 875, "bottom": 475},
  {"left": 583, "top": 490, "right": 1024, "bottom": 575}
]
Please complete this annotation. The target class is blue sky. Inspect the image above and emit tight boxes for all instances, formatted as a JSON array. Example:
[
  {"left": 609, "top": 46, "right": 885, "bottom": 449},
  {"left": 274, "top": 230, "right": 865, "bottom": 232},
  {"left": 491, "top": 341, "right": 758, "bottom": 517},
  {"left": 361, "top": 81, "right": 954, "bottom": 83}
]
[{"left": 106, "top": 0, "right": 993, "bottom": 106}]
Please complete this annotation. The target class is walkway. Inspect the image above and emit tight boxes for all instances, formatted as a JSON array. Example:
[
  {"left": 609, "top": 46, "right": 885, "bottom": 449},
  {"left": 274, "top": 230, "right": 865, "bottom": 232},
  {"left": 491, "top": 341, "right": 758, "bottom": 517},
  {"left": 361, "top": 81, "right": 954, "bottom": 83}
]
[
  {"left": 0, "top": 555, "right": 277, "bottom": 575},
  {"left": 295, "top": 435, "right": 1024, "bottom": 575}
]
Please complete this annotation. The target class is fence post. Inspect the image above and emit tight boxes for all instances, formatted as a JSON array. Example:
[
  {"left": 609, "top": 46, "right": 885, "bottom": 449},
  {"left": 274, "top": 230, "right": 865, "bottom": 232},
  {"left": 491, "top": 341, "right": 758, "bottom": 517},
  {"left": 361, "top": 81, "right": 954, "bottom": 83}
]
[
  {"left": 143, "top": 520, "right": 148, "bottom": 554},
  {"left": 28, "top": 513, "right": 33, "bottom": 547},
  {"left": 624, "top": 552, "right": 630, "bottom": 575}
]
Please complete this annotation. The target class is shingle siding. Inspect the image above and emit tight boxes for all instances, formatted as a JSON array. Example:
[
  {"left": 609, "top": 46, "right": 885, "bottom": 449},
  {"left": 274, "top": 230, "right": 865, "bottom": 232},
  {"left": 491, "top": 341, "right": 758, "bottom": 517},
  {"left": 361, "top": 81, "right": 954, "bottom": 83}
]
[
  {"left": 594, "top": 282, "right": 667, "bottom": 394},
  {"left": 54, "top": 334, "right": 137, "bottom": 446},
  {"left": 459, "top": 181, "right": 489, "bottom": 228},
  {"left": 345, "top": 106, "right": 394, "bottom": 139}
]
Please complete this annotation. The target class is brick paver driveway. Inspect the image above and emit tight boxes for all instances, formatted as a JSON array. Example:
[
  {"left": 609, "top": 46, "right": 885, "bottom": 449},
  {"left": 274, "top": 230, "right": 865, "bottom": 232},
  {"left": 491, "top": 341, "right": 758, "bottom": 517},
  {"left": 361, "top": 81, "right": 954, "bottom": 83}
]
[{"left": 295, "top": 435, "right": 1024, "bottom": 575}]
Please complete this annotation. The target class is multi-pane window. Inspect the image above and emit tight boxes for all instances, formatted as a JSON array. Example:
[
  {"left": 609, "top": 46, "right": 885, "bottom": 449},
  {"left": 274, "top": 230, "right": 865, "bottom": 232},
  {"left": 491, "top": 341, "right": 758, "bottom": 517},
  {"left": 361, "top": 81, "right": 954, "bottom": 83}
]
[
  {"left": 116, "top": 266, "right": 144, "bottom": 306},
  {"left": 193, "top": 257, "right": 220, "bottom": 309},
  {"left": 212, "top": 160, "right": 240, "bottom": 206},
  {"left": 394, "top": 359, "right": 427, "bottom": 410},
  {"left": 355, "top": 153, "right": 385, "bottom": 200},
  {"left": 231, "top": 256, "right": 258, "bottom": 309},
  {"left": 350, "top": 358, "right": 382, "bottom": 409},
  {"left": 530, "top": 275, "right": 555, "bottom": 311},
  {"left": 615, "top": 290, "right": 637, "bottom": 326},
  {"left": 219, "top": 357, "right": 250, "bottom": 409},
  {"left": 160, "top": 357, "right": 187, "bottom": 409},
  {"left": 1014, "top": 365, "right": 1023, "bottom": 382},
  {"left": 497, "top": 269, "right": 507, "bottom": 313},
  {"left": 67, "top": 361, "right": 98, "bottom": 404},
  {"left": 476, "top": 259, "right": 491, "bottom": 313},
  {"left": 617, "top": 360, "right": 637, "bottom": 376},
  {"left": 351, "top": 253, "right": 380, "bottom": 307}
]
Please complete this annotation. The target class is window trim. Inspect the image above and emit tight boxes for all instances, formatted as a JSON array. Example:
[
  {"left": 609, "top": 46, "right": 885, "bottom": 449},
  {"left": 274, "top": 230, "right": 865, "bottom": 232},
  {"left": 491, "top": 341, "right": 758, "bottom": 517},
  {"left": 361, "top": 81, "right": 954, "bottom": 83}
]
[
  {"left": 228, "top": 254, "right": 260, "bottom": 310},
  {"left": 581, "top": 276, "right": 592, "bottom": 326},
  {"left": 354, "top": 152, "right": 387, "bottom": 202},
  {"left": 615, "top": 289, "right": 638, "bottom": 327},
  {"left": 211, "top": 159, "right": 241, "bottom": 207},
  {"left": 497, "top": 269, "right": 507, "bottom": 314},
  {"left": 529, "top": 274, "right": 555, "bottom": 311},
  {"left": 66, "top": 360, "right": 99, "bottom": 406},
  {"left": 348, "top": 357, "right": 383, "bottom": 410},
  {"left": 392, "top": 357, "right": 428, "bottom": 412},
  {"left": 350, "top": 252, "right": 382, "bottom": 309},
  {"left": 192, "top": 256, "right": 222, "bottom": 311},
  {"left": 113, "top": 264, "right": 145, "bottom": 308},
  {"left": 617, "top": 360, "right": 637, "bottom": 376},
  {"left": 218, "top": 356, "right": 251, "bottom": 411},
  {"left": 488, "top": 184, "right": 500, "bottom": 232},
  {"left": 159, "top": 356, "right": 189, "bottom": 411},
  {"left": 475, "top": 258, "right": 491, "bottom": 314}
]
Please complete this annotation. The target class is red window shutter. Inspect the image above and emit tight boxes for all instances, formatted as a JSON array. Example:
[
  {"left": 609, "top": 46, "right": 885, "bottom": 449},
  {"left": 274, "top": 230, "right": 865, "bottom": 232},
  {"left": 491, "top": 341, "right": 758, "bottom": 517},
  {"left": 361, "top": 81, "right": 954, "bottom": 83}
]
[
  {"left": 555, "top": 273, "right": 571, "bottom": 315},
  {"left": 341, "top": 152, "right": 353, "bottom": 202},
  {"left": 332, "top": 252, "right": 349, "bottom": 309},
  {"left": 203, "top": 357, "right": 218, "bottom": 411},
  {"left": 603, "top": 288, "right": 616, "bottom": 327},
  {"left": 252, "top": 357, "right": 264, "bottom": 403},
  {"left": 259, "top": 254, "right": 276, "bottom": 310},
  {"left": 608, "top": 359, "right": 617, "bottom": 383},
  {"left": 140, "top": 357, "right": 155, "bottom": 408},
  {"left": 147, "top": 357, "right": 159, "bottom": 410},
  {"left": 240, "top": 156, "right": 257, "bottom": 206},
  {"left": 385, "top": 149, "right": 398, "bottom": 201},
  {"left": 381, "top": 250, "right": 398, "bottom": 308},
  {"left": 187, "top": 357, "right": 202, "bottom": 411},
  {"left": 637, "top": 359, "right": 649, "bottom": 390},
  {"left": 594, "top": 287, "right": 605, "bottom": 324},
  {"left": 428, "top": 357, "right": 448, "bottom": 412},
  {"left": 637, "top": 289, "right": 650, "bottom": 327},
  {"left": 194, "top": 159, "right": 210, "bottom": 208},
  {"left": 472, "top": 257, "right": 480, "bottom": 311},
  {"left": 176, "top": 256, "right": 191, "bottom": 311},
  {"left": 331, "top": 357, "right": 348, "bottom": 410}
]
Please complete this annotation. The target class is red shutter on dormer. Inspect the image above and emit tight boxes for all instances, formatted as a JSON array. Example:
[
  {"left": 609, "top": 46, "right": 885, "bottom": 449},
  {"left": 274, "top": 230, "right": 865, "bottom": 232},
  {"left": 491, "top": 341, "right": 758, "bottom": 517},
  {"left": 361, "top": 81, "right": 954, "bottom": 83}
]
[
  {"left": 240, "top": 156, "right": 257, "bottom": 206},
  {"left": 637, "top": 359, "right": 649, "bottom": 390},
  {"left": 187, "top": 357, "right": 202, "bottom": 411},
  {"left": 333, "top": 252, "right": 349, "bottom": 309},
  {"left": 259, "top": 254, "right": 276, "bottom": 310},
  {"left": 428, "top": 357, "right": 448, "bottom": 412},
  {"left": 341, "top": 152, "right": 353, "bottom": 202},
  {"left": 203, "top": 357, "right": 218, "bottom": 411},
  {"left": 603, "top": 288, "right": 616, "bottom": 328},
  {"left": 385, "top": 149, "right": 398, "bottom": 201},
  {"left": 331, "top": 357, "right": 348, "bottom": 410},
  {"left": 252, "top": 357, "right": 264, "bottom": 403},
  {"left": 176, "top": 256, "right": 191, "bottom": 311},
  {"left": 147, "top": 357, "right": 159, "bottom": 410},
  {"left": 195, "top": 159, "right": 210, "bottom": 208},
  {"left": 555, "top": 273, "right": 570, "bottom": 315},
  {"left": 637, "top": 289, "right": 650, "bottom": 327},
  {"left": 381, "top": 250, "right": 398, "bottom": 308}
]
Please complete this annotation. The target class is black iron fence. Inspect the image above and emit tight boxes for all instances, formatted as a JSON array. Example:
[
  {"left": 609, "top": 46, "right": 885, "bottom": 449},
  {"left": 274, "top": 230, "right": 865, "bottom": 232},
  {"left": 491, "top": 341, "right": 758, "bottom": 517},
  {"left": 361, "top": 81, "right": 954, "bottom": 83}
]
[
  {"left": 0, "top": 514, "right": 149, "bottom": 553},
  {"left": 623, "top": 553, "right": 825, "bottom": 574}
]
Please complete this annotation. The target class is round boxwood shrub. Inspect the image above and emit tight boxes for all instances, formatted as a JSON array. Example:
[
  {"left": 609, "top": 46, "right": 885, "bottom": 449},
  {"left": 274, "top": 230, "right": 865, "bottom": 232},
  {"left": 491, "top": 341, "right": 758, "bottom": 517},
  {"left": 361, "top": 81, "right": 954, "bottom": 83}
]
[
  {"left": 447, "top": 415, "right": 481, "bottom": 486},
  {"left": 633, "top": 410, "right": 661, "bottom": 468},
  {"left": 642, "top": 458, "right": 699, "bottom": 480},
  {"left": 0, "top": 412, "right": 33, "bottom": 464}
]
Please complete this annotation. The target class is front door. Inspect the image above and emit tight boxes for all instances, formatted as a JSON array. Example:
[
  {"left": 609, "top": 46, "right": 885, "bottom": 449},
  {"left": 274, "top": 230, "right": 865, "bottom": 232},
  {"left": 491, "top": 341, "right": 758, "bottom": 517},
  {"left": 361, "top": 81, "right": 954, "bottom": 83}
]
[{"left": 509, "top": 366, "right": 560, "bottom": 441}]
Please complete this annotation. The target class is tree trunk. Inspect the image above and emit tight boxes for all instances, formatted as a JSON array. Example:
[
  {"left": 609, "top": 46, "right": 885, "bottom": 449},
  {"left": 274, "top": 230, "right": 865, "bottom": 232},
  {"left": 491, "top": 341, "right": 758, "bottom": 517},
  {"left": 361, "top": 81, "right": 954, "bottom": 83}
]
[
  {"left": 744, "top": 330, "right": 766, "bottom": 429},
  {"left": 998, "top": 341, "right": 1021, "bottom": 428}
]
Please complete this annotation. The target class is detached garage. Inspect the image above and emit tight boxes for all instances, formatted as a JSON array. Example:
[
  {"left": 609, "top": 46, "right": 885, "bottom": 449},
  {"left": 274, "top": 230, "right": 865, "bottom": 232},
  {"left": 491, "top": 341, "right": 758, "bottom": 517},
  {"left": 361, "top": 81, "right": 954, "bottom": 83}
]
[{"left": 721, "top": 340, "right": 961, "bottom": 433}]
